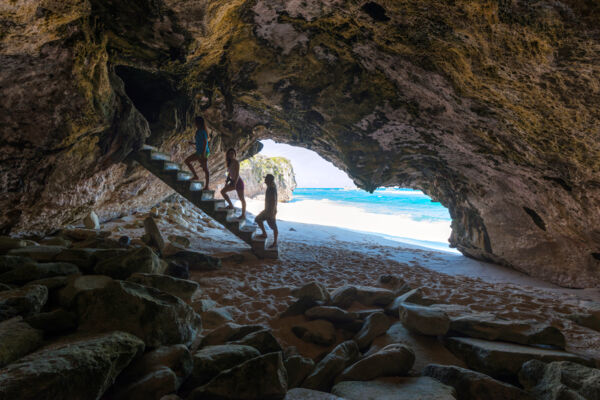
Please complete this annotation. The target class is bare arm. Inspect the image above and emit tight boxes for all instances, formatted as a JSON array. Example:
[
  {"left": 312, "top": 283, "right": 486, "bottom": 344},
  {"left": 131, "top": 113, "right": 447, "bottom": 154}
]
[{"left": 229, "top": 160, "right": 240, "bottom": 183}]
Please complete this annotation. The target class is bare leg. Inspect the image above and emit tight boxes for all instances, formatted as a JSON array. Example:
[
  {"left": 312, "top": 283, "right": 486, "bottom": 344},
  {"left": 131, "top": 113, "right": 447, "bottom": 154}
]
[
  {"left": 256, "top": 220, "right": 267, "bottom": 238},
  {"left": 221, "top": 186, "right": 234, "bottom": 209},
  {"left": 268, "top": 220, "right": 278, "bottom": 248},
  {"left": 199, "top": 157, "right": 210, "bottom": 190},
  {"left": 185, "top": 154, "right": 200, "bottom": 180},
  {"left": 236, "top": 187, "right": 246, "bottom": 219}
]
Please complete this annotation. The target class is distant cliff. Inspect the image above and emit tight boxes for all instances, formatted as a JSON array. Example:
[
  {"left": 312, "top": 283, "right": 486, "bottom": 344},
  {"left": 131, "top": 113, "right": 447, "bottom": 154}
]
[{"left": 240, "top": 155, "right": 297, "bottom": 202}]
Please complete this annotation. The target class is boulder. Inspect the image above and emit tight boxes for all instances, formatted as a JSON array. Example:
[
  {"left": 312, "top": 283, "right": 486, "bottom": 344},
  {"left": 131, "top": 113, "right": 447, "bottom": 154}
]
[
  {"left": 83, "top": 211, "right": 100, "bottom": 229},
  {"left": 337, "top": 344, "right": 415, "bottom": 382},
  {"left": 0, "top": 331, "right": 144, "bottom": 400},
  {"left": 201, "top": 323, "right": 266, "bottom": 347},
  {"left": 94, "top": 246, "right": 162, "bottom": 280},
  {"left": 8, "top": 245, "right": 65, "bottom": 262},
  {"left": 284, "top": 388, "right": 345, "bottom": 399},
  {"left": 0, "top": 283, "right": 10, "bottom": 291},
  {"left": 281, "top": 297, "right": 322, "bottom": 318},
  {"left": 165, "top": 250, "right": 221, "bottom": 271},
  {"left": 165, "top": 261, "right": 190, "bottom": 280},
  {"left": 424, "top": 364, "right": 532, "bottom": 400},
  {"left": 305, "top": 306, "right": 357, "bottom": 324},
  {"left": 192, "top": 298, "right": 217, "bottom": 313},
  {"left": 292, "top": 282, "right": 330, "bottom": 303},
  {"left": 449, "top": 314, "right": 565, "bottom": 348},
  {"left": 188, "top": 352, "right": 288, "bottom": 400},
  {"left": 0, "top": 262, "right": 80, "bottom": 285},
  {"left": 0, "top": 236, "right": 28, "bottom": 253},
  {"left": 54, "top": 248, "right": 98, "bottom": 273},
  {"left": 0, "top": 255, "right": 36, "bottom": 274},
  {"left": 285, "top": 354, "right": 315, "bottom": 388},
  {"left": 331, "top": 377, "right": 456, "bottom": 400},
  {"left": 58, "top": 275, "right": 113, "bottom": 307},
  {"left": 75, "top": 280, "right": 199, "bottom": 347},
  {"left": 144, "top": 216, "right": 166, "bottom": 252},
  {"left": 519, "top": 360, "right": 600, "bottom": 399},
  {"left": 185, "top": 344, "right": 261, "bottom": 389},
  {"left": 0, "top": 317, "right": 44, "bottom": 367},
  {"left": 127, "top": 273, "right": 200, "bottom": 304},
  {"left": 25, "top": 309, "right": 77, "bottom": 335},
  {"left": 114, "top": 367, "right": 178, "bottom": 400},
  {"left": 61, "top": 228, "right": 111, "bottom": 241},
  {"left": 330, "top": 286, "right": 358, "bottom": 309},
  {"left": 168, "top": 235, "right": 191, "bottom": 248},
  {"left": 444, "top": 337, "right": 593, "bottom": 382},
  {"left": 231, "top": 329, "right": 283, "bottom": 354},
  {"left": 302, "top": 341, "right": 360, "bottom": 392},
  {"left": 399, "top": 303, "right": 450, "bottom": 336},
  {"left": 292, "top": 320, "right": 337, "bottom": 346},
  {"left": 0, "top": 284, "right": 48, "bottom": 321},
  {"left": 385, "top": 288, "right": 435, "bottom": 315},
  {"left": 201, "top": 308, "right": 235, "bottom": 329},
  {"left": 354, "top": 312, "right": 391, "bottom": 351},
  {"left": 568, "top": 306, "right": 600, "bottom": 332},
  {"left": 40, "top": 236, "right": 72, "bottom": 247}
]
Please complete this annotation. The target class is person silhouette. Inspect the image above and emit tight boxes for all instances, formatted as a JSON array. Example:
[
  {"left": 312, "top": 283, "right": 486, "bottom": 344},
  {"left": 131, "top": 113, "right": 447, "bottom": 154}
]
[
  {"left": 220, "top": 148, "right": 246, "bottom": 219},
  {"left": 184, "top": 116, "right": 210, "bottom": 189},
  {"left": 255, "top": 174, "right": 278, "bottom": 248}
]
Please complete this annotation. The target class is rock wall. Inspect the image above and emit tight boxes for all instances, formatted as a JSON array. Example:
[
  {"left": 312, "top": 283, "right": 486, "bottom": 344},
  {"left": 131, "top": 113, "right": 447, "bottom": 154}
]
[
  {"left": 1, "top": 0, "right": 599, "bottom": 287},
  {"left": 239, "top": 155, "right": 297, "bottom": 202}
]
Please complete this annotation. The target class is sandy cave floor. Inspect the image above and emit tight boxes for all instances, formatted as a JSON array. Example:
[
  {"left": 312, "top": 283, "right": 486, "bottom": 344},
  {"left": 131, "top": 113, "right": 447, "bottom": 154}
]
[{"left": 102, "top": 196, "right": 600, "bottom": 365}]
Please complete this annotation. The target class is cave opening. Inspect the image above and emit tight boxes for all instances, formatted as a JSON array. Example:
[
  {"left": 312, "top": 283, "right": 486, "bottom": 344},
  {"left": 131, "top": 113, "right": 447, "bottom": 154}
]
[{"left": 236, "top": 139, "right": 454, "bottom": 253}]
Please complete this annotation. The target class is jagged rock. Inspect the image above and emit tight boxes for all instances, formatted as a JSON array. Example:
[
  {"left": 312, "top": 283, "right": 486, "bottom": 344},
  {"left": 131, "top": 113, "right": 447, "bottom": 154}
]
[
  {"left": 331, "top": 377, "right": 457, "bottom": 399},
  {"left": 25, "top": 309, "right": 77, "bottom": 335},
  {"left": 94, "top": 246, "right": 162, "bottom": 280},
  {"left": 449, "top": 314, "right": 565, "bottom": 348},
  {"left": 292, "top": 320, "right": 337, "bottom": 346},
  {"left": 75, "top": 280, "right": 199, "bottom": 347},
  {"left": 201, "top": 308, "right": 235, "bottom": 329},
  {"left": 58, "top": 274, "right": 113, "bottom": 307},
  {"left": 0, "top": 317, "right": 43, "bottom": 368},
  {"left": 424, "top": 364, "right": 532, "bottom": 400},
  {"left": 285, "top": 354, "right": 315, "bottom": 389},
  {"left": 185, "top": 345, "right": 261, "bottom": 389},
  {"left": 519, "top": 360, "right": 600, "bottom": 399},
  {"left": 127, "top": 273, "right": 199, "bottom": 304},
  {"left": 281, "top": 297, "right": 321, "bottom": 318},
  {"left": 0, "top": 261, "right": 80, "bottom": 285},
  {"left": 285, "top": 388, "right": 344, "bottom": 399},
  {"left": 292, "top": 282, "right": 330, "bottom": 303},
  {"left": 0, "top": 331, "right": 144, "bottom": 400},
  {"left": 0, "top": 237, "right": 28, "bottom": 253},
  {"left": 83, "top": 211, "right": 100, "bottom": 229},
  {"left": 0, "top": 284, "right": 48, "bottom": 321},
  {"left": 354, "top": 312, "right": 391, "bottom": 351},
  {"left": 201, "top": 323, "right": 266, "bottom": 347},
  {"left": 165, "top": 250, "right": 221, "bottom": 271},
  {"left": 114, "top": 367, "right": 178, "bottom": 400},
  {"left": 188, "top": 352, "right": 288, "bottom": 400},
  {"left": 399, "top": 303, "right": 450, "bottom": 336},
  {"left": 337, "top": 344, "right": 415, "bottom": 382},
  {"left": 302, "top": 341, "right": 360, "bottom": 392},
  {"left": 385, "top": 288, "right": 435, "bottom": 315},
  {"left": 445, "top": 337, "right": 593, "bottom": 382},
  {"left": 144, "top": 216, "right": 166, "bottom": 252},
  {"left": 231, "top": 329, "right": 283, "bottom": 354},
  {"left": 305, "top": 306, "right": 357, "bottom": 323},
  {"left": 8, "top": 245, "right": 65, "bottom": 262}
]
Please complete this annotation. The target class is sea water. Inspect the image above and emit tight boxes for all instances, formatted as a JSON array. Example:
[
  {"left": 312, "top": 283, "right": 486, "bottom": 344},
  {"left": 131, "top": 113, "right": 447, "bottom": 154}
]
[{"left": 272, "top": 187, "right": 456, "bottom": 252}]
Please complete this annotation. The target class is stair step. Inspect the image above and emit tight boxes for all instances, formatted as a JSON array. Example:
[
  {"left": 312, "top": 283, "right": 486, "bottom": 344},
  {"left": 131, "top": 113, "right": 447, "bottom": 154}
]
[
  {"left": 189, "top": 181, "right": 204, "bottom": 191},
  {"left": 141, "top": 144, "right": 159, "bottom": 152},
  {"left": 151, "top": 151, "right": 171, "bottom": 161},
  {"left": 201, "top": 190, "right": 214, "bottom": 200},
  {"left": 177, "top": 171, "right": 192, "bottom": 181},
  {"left": 164, "top": 162, "right": 181, "bottom": 172}
]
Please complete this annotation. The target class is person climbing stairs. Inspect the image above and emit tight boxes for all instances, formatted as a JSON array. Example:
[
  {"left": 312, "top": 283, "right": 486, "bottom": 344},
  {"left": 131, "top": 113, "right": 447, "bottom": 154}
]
[{"left": 133, "top": 145, "right": 278, "bottom": 259}]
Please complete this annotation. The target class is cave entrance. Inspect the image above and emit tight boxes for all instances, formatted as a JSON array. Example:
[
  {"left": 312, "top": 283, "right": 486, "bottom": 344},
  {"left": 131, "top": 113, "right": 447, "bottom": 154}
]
[{"left": 237, "top": 139, "right": 455, "bottom": 253}]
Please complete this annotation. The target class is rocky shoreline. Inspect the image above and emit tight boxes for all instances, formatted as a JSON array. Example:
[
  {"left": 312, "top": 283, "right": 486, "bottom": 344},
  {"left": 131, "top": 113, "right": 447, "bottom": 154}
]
[{"left": 0, "top": 196, "right": 599, "bottom": 399}]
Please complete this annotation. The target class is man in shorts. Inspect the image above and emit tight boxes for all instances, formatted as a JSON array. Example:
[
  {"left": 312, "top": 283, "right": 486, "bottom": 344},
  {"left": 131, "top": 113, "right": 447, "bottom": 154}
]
[{"left": 255, "top": 174, "right": 278, "bottom": 248}]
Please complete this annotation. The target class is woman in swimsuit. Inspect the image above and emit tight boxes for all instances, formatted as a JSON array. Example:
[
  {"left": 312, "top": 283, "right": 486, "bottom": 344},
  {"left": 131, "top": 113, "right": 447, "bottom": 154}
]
[
  {"left": 220, "top": 148, "right": 246, "bottom": 219},
  {"left": 184, "top": 116, "right": 210, "bottom": 189}
]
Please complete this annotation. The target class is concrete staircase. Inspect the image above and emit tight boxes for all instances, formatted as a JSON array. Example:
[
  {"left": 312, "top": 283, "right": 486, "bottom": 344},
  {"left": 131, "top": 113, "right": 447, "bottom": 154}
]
[{"left": 134, "top": 145, "right": 278, "bottom": 259}]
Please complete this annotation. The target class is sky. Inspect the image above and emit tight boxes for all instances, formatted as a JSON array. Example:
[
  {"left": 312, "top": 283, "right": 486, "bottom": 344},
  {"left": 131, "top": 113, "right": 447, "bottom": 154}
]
[{"left": 258, "top": 139, "right": 356, "bottom": 188}]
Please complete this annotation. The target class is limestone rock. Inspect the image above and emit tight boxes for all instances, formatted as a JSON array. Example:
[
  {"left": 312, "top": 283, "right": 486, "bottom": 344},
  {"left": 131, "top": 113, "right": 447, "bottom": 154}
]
[
  {"left": 186, "top": 344, "right": 261, "bottom": 389},
  {"left": 201, "top": 323, "right": 266, "bottom": 347},
  {"left": 337, "top": 344, "right": 415, "bottom": 382},
  {"left": 305, "top": 306, "right": 357, "bottom": 324},
  {"left": 201, "top": 307, "right": 235, "bottom": 329},
  {"left": 119, "top": 345, "right": 193, "bottom": 388},
  {"left": 240, "top": 154, "right": 297, "bottom": 202},
  {"left": 25, "top": 309, "right": 77, "bottom": 335},
  {"left": 127, "top": 273, "right": 199, "bottom": 304},
  {"left": 331, "top": 377, "right": 457, "bottom": 400},
  {"left": 114, "top": 367, "right": 178, "bottom": 400},
  {"left": 292, "top": 320, "right": 337, "bottom": 346},
  {"left": 354, "top": 312, "right": 391, "bottom": 351},
  {"left": 0, "top": 331, "right": 145, "bottom": 400},
  {"left": 330, "top": 285, "right": 393, "bottom": 309},
  {"left": 231, "top": 329, "right": 283, "bottom": 354},
  {"left": 0, "top": 262, "right": 80, "bottom": 285},
  {"left": 0, "top": 237, "right": 28, "bottom": 253},
  {"left": 399, "top": 303, "right": 450, "bottom": 336},
  {"left": 144, "top": 216, "right": 166, "bottom": 252},
  {"left": 285, "top": 388, "right": 345, "bottom": 399},
  {"left": 165, "top": 250, "right": 221, "bottom": 271},
  {"left": 0, "top": 255, "right": 35, "bottom": 274},
  {"left": 449, "top": 314, "right": 565, "bottom": 348},
  {"left": 40, "top": 236, "right": 72, "bottom": 247},
  {"left": 445, "top": 337, "right": 593, "bottom": 382},
  {"left": 385, "top": 288, "right": 435, "bottom": 315},
  {"left": 568, "top": 306, "right": 600, "bottom": 332},
  {"left": 94, "top": 246, "right": 162, "bottom": 280},
  {"left": 285, "top": 354, "right": 315, "bottom": 389},
  {"left": 75, "top": 280, "right": 199, "bottom": 347},
  {"left": 0, "top": 317, "right": 43, "bottom": 368},
  {"left": 330, "top": 286, "right": 358, "bottom": 309},
  {"left": 168, "top": 235, "right": 191, "bottom": 248},
  {"left": 189, "top": 352, "right": 288, "bottom": 400},
  {"left": 292, "top": 282, "right": 330, "bottom": 303},
  {"left": 519, "top": 359, "right": 600, "bottom": 399},
  {"left": 302, "top": 341, "right": 360, "bottom": 392},
  {"left": 54, "top": 248, "right": 98, "bottom": 273},
  {"left": 424, "top": 364, "right": 532, "bottom": 400},
  {"left": 0, "top": 284, "right": 48, "bottom": 321},
  {"left": 83, "top": 211, "right": 100, "bottom": 229},
  {"left": 281, "top": 297, "right": 321, "bottom": 318},
  {"left": 8, "top": 245, "right": 65, "bottom": 262},
  {"left": 58, "top": 275, "right": 114, "bottom": 307}
]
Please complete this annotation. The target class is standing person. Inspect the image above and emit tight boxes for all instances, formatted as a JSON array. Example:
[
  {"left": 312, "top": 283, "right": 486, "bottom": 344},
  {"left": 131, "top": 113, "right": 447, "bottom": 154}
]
[
  {"left": 184, "top": 116, "right": 210, "bottom": 189},
  {"left": 255, "top": 174, "right": 278, "bottom": 248},
  {"left": 220, "top": 148, "right": 246, "bottom": 219}
]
